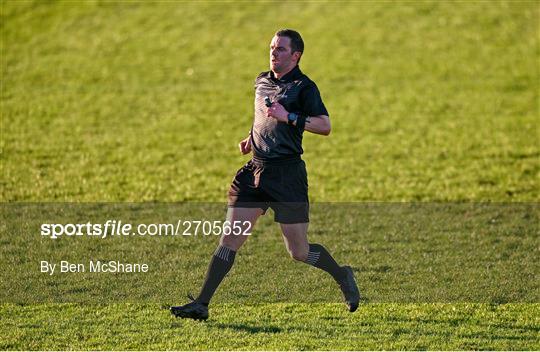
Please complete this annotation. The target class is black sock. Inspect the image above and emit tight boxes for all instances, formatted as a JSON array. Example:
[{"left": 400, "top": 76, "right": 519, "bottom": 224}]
[
  {"left": 304, "top": 243, "right": 347, "bottom": 282},
  {"left": 196, "top": 245, "right": 236, "bottom": 305}
]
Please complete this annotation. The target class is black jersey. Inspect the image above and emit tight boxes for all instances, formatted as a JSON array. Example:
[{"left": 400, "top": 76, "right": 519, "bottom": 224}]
[{"left": 251, "top": 66, "right": 329, "bottom": 161}]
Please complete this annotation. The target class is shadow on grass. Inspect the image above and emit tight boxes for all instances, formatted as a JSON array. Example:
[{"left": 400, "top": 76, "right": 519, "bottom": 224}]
[{"left": 210, "top": 322, "right": 283, "bottom": 334}]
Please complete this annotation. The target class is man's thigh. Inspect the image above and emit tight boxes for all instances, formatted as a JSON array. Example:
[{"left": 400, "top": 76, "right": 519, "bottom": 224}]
[
  {"left": 220, "top": 207, "right": 264, "bottom": 251},
  {"left": 228, "top": 161, "right": 270, "bottom": 212},
  {"left": 261, "top": 161, "right": 309, "bottom": 224}
]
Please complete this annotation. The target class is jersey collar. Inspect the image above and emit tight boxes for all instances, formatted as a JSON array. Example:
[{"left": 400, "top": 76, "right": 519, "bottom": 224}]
[{"left": 270, "top": 65, "right": 302, "bottom": 83}]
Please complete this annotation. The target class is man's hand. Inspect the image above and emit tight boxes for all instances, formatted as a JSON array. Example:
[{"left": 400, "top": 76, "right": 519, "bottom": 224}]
[
  {"left": 265, "top": 101, "right": 288, "bottom": 123},
  {"left": 238, "top": 136, "right": 252, "bottom": 154}
]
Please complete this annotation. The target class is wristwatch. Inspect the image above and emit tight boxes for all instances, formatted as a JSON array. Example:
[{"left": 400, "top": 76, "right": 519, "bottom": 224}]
[{"left": 287, "top": 112, "right": 298, "bottom": 126}]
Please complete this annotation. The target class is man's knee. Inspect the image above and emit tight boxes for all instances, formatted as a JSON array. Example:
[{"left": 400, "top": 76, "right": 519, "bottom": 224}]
[{"left": 288, "top": 248, "right": 308, "bottom": 262}]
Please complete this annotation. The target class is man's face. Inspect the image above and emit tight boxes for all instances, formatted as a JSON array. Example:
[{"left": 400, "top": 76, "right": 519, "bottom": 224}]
[{"left": 269, "top": 35, "right": 299, "bottom": 73}]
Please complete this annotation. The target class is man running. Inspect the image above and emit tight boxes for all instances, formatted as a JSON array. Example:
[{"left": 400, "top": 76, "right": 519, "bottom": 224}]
[{"left": 171, "top": 29, "right": 360, "bottom": 321}]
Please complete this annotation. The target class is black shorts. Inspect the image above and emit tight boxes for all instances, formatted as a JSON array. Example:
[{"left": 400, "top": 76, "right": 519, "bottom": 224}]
[{"left": 228, "top": 156, "right": 309, "bottom": 224}]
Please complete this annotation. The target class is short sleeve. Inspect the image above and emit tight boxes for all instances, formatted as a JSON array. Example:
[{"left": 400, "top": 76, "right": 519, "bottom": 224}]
[
  {"left": 254, "top": 71, "right": 269, "bottom": 89},
  {"left": 299, "top": 83, "right": 329, "bottom": 117}
]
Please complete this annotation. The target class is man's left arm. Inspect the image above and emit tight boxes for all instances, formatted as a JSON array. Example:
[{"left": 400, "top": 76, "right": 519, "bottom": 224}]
[
  {"left": 303, "top": 114, "right": 331, "bottom": 136},
  {"left": 265, "top": 83, "right": 331, "bottom": 135},
  {"left": 298, "top": 82, "right": 331, "bottom": 136},
  {"left": 265, "top": 104, "right": 331, "bottom": 136}
]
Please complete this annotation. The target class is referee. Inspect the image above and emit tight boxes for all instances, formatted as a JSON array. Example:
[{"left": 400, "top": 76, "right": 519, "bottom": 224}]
[{"left": 171, "top": 29, "right": 360, "bottom": 320}]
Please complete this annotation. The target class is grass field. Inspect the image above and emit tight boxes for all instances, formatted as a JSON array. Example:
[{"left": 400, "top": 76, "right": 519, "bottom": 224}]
[
  {"left": 1, "top": 0, "right": 539, "bottom": 350},
  {"left": 2, "top": 303, "right": 539, "bottom": 350}
]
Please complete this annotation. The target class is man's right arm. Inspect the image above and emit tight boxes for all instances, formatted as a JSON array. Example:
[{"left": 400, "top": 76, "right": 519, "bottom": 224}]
[{"left": 238, "top": 132, "right": 252, "bottom": 154}]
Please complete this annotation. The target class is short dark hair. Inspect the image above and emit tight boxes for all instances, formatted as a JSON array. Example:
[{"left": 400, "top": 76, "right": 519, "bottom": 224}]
[{"left": 275, "top": 29, "right": 304, "bottom": 55}]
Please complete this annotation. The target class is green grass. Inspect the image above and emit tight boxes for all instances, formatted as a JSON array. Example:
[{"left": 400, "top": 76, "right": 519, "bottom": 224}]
[
  {"left": 1, "top": 0, "right": 539, "bottom": 350},
  {"left": 1, "top": 303, "right": 539, "bottom": 350},
  {"left": 1, "top": 1, "right": 538, "bottom": 202},
  {"left": 1, "top": 203, "right": 538, "bottom": 304}
]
